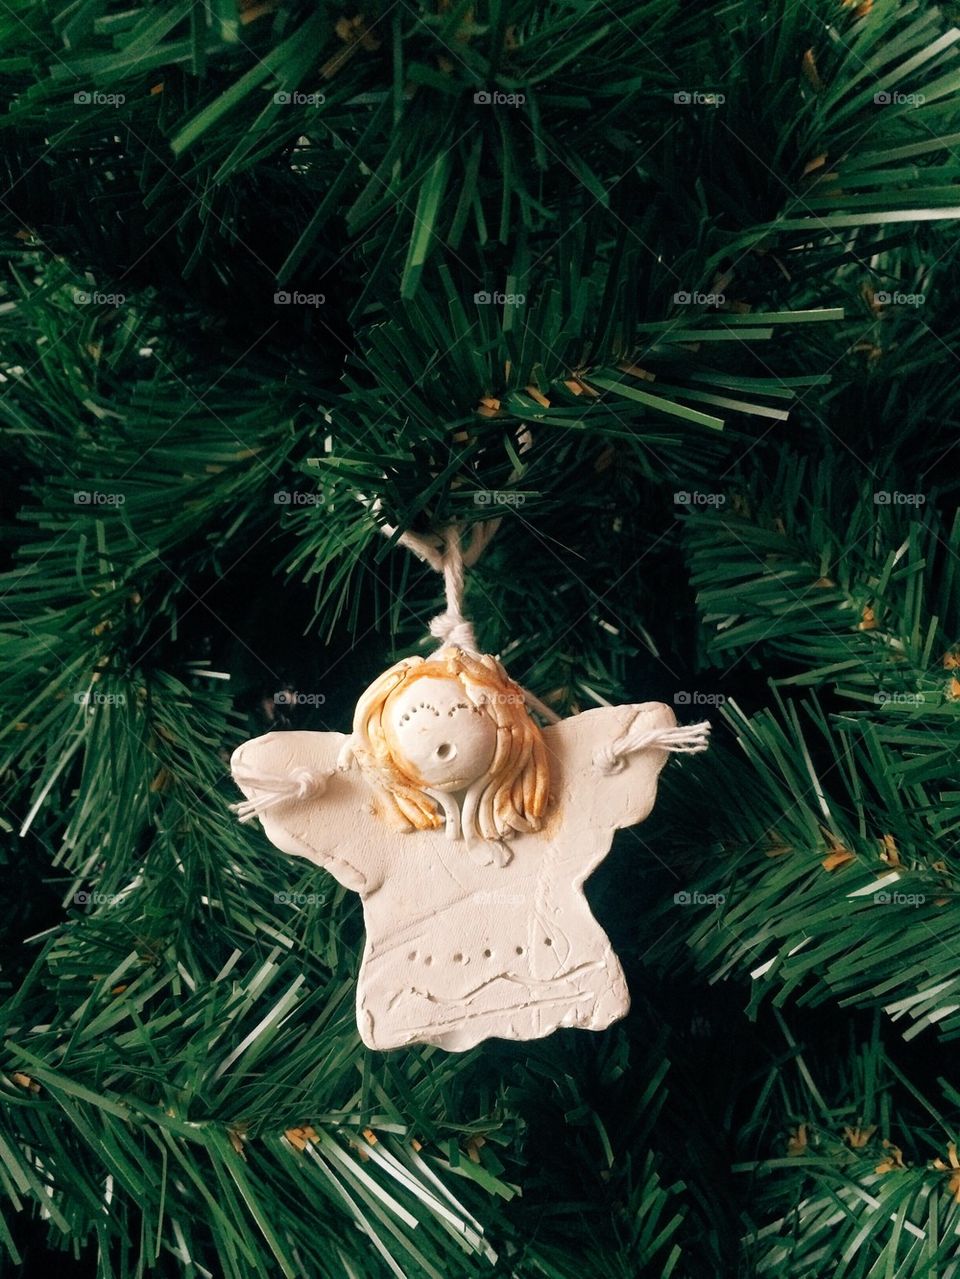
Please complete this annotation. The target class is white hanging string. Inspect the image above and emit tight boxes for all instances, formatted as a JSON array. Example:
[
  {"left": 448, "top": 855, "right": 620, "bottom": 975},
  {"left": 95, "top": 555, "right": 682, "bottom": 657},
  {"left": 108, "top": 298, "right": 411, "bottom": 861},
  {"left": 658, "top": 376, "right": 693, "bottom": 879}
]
[
  {"left": 371, "top": 499, "right": 501, "bottom": 573},
  {"left": 376, "top": 517, "right": 563, "bottom": 725},
  {"left": 425, "top": 524, "right": 477, "bottom": 652}
]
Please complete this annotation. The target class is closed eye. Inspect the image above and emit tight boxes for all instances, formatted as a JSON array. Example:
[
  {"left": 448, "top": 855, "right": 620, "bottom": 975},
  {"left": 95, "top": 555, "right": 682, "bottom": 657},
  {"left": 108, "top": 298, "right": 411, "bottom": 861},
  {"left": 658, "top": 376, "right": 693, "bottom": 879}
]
[{"left": 398, "top": 702, "right": 441, "bottom": 724}]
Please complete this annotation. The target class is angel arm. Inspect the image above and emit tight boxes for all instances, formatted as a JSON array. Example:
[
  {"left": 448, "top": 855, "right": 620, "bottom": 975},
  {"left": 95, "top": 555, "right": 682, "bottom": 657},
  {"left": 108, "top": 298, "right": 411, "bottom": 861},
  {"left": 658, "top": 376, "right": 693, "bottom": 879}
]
[
  {"left": 230, "top": 730, "right": 391, "bottom": 894},
  {"left": 541, "top": 702, "right": 681, "bottom": 835}
]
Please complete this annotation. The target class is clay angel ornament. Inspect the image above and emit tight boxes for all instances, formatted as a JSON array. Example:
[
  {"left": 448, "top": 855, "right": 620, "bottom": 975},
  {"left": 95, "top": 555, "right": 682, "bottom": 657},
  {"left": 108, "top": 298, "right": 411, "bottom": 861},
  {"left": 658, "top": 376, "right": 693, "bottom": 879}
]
[{"left": 229, "top": 526, "right": 710, "bottom": 1052}]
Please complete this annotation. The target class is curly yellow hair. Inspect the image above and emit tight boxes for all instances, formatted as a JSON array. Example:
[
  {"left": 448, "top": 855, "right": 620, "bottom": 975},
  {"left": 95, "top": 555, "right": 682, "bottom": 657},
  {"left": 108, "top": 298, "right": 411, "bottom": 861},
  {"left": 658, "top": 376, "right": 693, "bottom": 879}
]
[{"left": 349, "top": 646, "right": 549, "bottom": 840}]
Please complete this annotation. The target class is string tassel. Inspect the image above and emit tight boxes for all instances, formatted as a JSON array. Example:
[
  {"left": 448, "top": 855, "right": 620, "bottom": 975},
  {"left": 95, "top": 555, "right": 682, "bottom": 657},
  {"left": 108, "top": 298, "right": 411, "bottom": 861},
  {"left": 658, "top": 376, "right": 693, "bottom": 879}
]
[
  {"left": 230, "top": 765, "right": 330, "bottom": 823},
  {"left": 594, "top": 721, "right": 711, "bottom": 775}
]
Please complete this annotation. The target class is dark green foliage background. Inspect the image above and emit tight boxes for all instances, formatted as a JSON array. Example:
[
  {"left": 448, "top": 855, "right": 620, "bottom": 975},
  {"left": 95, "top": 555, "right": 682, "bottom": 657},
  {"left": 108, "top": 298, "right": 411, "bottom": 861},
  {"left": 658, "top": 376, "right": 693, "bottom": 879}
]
[{"left": 2, "top": 0, "right": 960, "bottom": 1275}]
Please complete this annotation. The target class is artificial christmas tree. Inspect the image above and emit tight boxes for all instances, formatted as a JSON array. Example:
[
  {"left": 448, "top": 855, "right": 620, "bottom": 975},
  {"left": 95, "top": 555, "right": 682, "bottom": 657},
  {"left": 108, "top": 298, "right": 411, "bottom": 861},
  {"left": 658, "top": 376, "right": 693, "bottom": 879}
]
[{"left": 2, "top": 0, "right": 960, "bottom": 1275}]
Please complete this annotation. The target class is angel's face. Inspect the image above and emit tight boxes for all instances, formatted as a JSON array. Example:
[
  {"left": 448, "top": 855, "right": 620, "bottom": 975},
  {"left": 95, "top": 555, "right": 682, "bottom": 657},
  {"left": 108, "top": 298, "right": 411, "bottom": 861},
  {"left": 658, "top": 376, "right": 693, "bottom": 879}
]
[{"left": 382, "top": 675, "right": 498, "bottom": 792}]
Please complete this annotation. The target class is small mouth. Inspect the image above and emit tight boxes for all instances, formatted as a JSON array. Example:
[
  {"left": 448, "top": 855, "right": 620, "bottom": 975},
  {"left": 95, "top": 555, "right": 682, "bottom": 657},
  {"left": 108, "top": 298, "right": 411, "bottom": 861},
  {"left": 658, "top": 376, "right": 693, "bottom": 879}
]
[{"left": 428, "top": 771, "right": 476, "bottom": 793}]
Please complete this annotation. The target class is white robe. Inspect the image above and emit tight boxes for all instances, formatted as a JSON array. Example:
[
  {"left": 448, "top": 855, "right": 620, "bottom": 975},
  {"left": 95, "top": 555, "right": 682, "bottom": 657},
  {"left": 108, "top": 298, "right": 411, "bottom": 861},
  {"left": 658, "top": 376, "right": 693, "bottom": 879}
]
[{"left": 231, "top": 702, "right": 675, "bottom": 1051}]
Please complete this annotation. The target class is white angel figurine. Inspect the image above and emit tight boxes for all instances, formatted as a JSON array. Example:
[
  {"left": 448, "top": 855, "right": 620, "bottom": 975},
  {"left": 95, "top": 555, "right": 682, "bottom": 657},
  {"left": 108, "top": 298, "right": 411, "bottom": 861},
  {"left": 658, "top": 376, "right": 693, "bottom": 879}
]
[{"left": 231, "top": 645, "right": 707, "bottom": 1052}]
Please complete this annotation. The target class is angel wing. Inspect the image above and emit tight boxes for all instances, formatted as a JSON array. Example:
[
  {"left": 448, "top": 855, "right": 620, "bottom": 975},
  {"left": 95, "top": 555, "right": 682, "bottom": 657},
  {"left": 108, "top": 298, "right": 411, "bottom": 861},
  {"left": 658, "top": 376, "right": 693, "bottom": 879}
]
[
  {"left": 230, "top": 730, "right": 393, "bottom": 894},
  {"left": 542, "top": 702, "right": 677, "bottom": 846}
]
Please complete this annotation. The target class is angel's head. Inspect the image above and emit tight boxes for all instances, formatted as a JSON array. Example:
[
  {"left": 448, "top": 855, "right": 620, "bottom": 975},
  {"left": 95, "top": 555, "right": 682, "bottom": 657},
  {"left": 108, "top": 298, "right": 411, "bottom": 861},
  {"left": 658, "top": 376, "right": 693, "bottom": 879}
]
[{"left": 349, "top": 646, "right": 549, "bottom": 841}]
